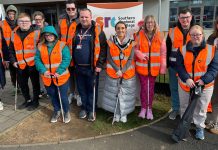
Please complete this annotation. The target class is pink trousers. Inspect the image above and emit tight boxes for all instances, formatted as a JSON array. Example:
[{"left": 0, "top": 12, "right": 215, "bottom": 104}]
[{"left": 138, "top": 74, "right": 156, "bottom": 109}]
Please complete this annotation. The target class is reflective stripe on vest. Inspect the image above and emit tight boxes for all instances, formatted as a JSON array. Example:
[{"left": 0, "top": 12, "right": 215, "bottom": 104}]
[
  {"left": 178, "top": 44, "right": 215, "bottom": 91},
  {"left": 38, "top": 40, "right": 70, "bottom": 86},
  {"left": 169, "top": 27, "right": 191, "bottom": 49},
  {"left": 12, "top": 30, "right": 40, "bottom": 70},
  {"left": 135, "top": 30, "right": 161, "bottom": 76}
]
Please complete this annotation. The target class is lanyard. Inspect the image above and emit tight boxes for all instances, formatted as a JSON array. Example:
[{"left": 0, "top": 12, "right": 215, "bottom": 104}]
[{"left": 79, "top": 27, "right": 91, "bottom": 44}]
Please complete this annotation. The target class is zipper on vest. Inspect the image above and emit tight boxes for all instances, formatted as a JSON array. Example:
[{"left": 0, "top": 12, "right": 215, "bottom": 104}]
[
  {"left": 192, "top": 53, "right": 197, "bottom": 80},
  {"left": 22, "top": 41, "right": 28, "bottom": 65}
]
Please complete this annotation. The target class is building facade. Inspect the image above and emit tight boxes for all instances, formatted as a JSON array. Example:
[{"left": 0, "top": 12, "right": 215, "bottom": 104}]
[
  {"left": 170, "top": 0, "right": 218, "bottom": 29},
  {"left": 2, "top": 0, "right": 169, "bottom": 31}
]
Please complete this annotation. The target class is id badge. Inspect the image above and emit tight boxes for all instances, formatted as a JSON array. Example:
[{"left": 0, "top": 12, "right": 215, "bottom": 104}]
[{"left": 76, "top": 44, "right": 82, "bottom": 49}]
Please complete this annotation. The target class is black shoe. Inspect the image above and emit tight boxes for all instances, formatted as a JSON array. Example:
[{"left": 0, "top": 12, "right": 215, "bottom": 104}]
[
  {"left": 18, "top": 101, "right": 32, "bottom": 109},
  {"left": 27, "top": 103, "right": 39, "bottom": 111}
]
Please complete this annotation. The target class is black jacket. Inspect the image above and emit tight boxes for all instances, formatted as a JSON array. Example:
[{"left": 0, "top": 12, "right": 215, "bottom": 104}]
[
  {"left": 176, "top": 40, "right": 218, "bottom": 84},
  {"left": 72, "top": 21, "right": 107, "bottom": 70}
]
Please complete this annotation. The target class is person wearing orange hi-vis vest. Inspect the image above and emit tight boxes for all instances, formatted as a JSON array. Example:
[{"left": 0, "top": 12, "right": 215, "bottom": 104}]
[
  {"left": 0, "top": 5, "right": 19, "bottom": 94},
  {"left": 9, "top": 13, "right": 40, "bottom": 111},
  {"left": 72, "top": 8, "right": 107, "bottom": 122},
  {"left": 58, "top": 0, "right": 81, "bottom": 106},
  {"left": 176, "top": 25, "right": 218, "bottom": 140},
  {"left": 166, "top": 8, "right": 195, "bottom": 120},
  {"left": 134, "top": 15, "right": 166, "bottom": 120},
  {"left": 102, "top": 21, "right": 136, "bottom": 123},
  {"left": 35, "top": 26, "right": 71, "bottom": 123}
]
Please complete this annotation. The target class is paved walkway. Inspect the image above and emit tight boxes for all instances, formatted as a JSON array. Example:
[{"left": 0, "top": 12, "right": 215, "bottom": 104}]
[
  {"left": 0, "top": 71, "right": 49, "bottom": 134},
  {"left": 0, "top": 71, "right": 217, "bottom": 150}
]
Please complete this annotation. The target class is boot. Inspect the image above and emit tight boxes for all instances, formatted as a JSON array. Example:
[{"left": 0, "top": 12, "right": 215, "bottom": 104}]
[
  {"left": 138, "top": 108, "right": 146, "bottom": 119},
  {"left": 146, "top": 108, "right": 153, "bottom": 120}
]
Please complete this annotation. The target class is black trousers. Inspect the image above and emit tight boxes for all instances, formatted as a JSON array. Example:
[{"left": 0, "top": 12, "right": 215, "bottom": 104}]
[{"left": 17, "top": 66, "right": 40, "bottom": 104}]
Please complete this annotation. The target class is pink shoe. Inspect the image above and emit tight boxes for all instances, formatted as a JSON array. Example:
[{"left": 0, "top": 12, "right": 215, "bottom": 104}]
[
  {"left": 146, "top": 109, "right": 153, "bottom": 120},
  {"left": 138, "top": 108, "right": 146, "bottom": 119}
]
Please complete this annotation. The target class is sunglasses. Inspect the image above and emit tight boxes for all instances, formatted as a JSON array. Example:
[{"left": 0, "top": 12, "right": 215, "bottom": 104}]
[{"left": 66, "top": 7, "right": 76, "bottom": 11}]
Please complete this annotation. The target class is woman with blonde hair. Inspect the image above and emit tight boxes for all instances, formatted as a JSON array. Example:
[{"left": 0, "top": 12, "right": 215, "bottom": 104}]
[
  {"left": 176, "top": 25, "right": 218, "bottom": 140},
  {"left": 134, "top": 15, "right": 166, "bottom": 120}
]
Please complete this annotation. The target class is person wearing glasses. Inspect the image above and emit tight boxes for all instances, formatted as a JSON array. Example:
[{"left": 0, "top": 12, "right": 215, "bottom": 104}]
[
  {"left": 134, "top": 15, "right": 166, "bottom": 120},
  {"left": 176, "top": 25, "right": 218, "bottom": 140},
  {"left": 32, "top": 11, "right": 49, "bottom": 99},
  {"left": 32, "top": 11, "right": 48, "bottom": 31},
  {"left": 0, "top": 5, "right": 19, "bottom": 95},
  {"left": 9, "top": 13, "right": 41, "bottom": 111},
  {"left": 166, "top": 8, "right": 195, "bottom": 120},
  {"left": 35, "top": 26, "right": 71, "bottom": 123},
  {"left": 206, "top": 16, "right": 218, "bottom": 135},
  {"left": 58, "top": 0, "right": 81, "bottom": 106}
]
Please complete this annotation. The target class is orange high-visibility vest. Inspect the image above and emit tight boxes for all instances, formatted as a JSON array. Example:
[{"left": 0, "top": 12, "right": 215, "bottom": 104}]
[
  {"left": 168, "top": 27, "right": 191, "bottom": 63},
  {"left": 135, "top": 30, "right": 163, "bottom": 76},
  {"left": 169, "top": 26, "right": 191, "bottom": 50},
  {"left": 38, "top": 41, "right": 70, "bottom": 86},
  {"left": 178, "top": 44, "right": 216, "bottom": 92},
  {"left": 11, "top": 29, "right": 40, "bottom": 70},
  {"left": 106, "top": 39, "right": 135, "bottom": 79},
  {"left": 59, "top": 19, "right": 77, "bottom": 66},
  {"left": 0, "top": 20, "right": 17, "bottom": 47}
]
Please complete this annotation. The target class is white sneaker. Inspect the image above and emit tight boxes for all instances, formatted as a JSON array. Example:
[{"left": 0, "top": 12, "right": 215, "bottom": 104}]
[
  {"left": 114, "top": 114, "right": 120, "bottom": 122},
  {"left": 0, "top": 101, "right": 4, "bottom": 110},
  {"left": 120, "top": 115, "right": 127, "bottom": 123},
  {"left": 68, "top": 93, "right": 74, "bottom": 104},
  {"left": 76, "top": 95, "right": 82, "bottom": 106}
]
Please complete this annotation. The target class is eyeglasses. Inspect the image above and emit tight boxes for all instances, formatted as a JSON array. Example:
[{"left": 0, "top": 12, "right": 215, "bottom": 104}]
[
  {"left": 146, "top": 21, "right": 154, "bottom": 24},
  {"left": 190, "top": 34, "right": 202, "bottom": 38},
  {"left": 179, "top": 16, "right": 191, "bottom": 20},
  {"left": 18, "top": 20, "right": 31, "bottom": 24},
  {"left": 66, "top": 7, "right": 76, "bottom": 11},
  {"left": 35, "top": 19, "right": 43, "bottom": 22},
  {"left": 44, "top": 34, "right": 53, "bottom": 37}
]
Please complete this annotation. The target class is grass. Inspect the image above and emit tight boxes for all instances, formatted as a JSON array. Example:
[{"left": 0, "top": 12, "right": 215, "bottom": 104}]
[{"left": 92, "top": 94, "right": 171, "bottom": 134}]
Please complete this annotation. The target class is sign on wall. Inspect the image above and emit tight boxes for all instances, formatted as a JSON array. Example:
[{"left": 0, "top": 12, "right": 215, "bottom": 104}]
[{"left": 87, "top": 2, "right": 143, "bottom": 39}]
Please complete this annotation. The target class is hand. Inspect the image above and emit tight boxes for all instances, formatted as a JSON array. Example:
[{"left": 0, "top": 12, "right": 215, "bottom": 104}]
[
  {"left": 143, "top": 54, "right": 149, "bottom": 61},
  {"left": 186, "top": 78, "right": 195, "bottom": 88},
  {"left": 2, "top": 61, "right": 9, "bottom": 69},
  {"left": 95, "top": 67, "right": 102, "bottom": 73},
  {"left": 13, "top": 62, "right": 18, "bottom": 68},
  {"left": 44, "top": 71, "right": 51, "bottom": 78},
  {"left": 116, "top": 70, "right": 123, "bottom": 77},
  {"left": 196, "top": 79, "right": 204, "bottom": 86},
  {"left": 54, "top": 73, "right": 60, "bottom": 78}
]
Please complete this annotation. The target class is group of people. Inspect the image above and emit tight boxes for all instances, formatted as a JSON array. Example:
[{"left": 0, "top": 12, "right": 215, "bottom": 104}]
[
  {"left": 0, "top": 0, "right": 218, "bottom": 141},
  {"left": 167, "top": 8, "right": 218, "bottom": 140}
]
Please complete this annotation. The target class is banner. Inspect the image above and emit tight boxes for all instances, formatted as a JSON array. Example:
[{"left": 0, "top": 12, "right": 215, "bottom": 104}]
[
  {"left": 87, "top": 2, "right": 143, "bottom": 39},
  {"left": 0, "top": 4, "right": 5, "bottom": 21}
]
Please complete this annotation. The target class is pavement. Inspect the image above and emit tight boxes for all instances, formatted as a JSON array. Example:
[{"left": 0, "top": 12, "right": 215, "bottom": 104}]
[{"left": 0, "top": 71, "right": 218, "bottom": 150}]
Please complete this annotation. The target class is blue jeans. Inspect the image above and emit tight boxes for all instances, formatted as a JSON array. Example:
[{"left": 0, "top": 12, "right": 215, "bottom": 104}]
[
  {"left": 45, "top": 80, "right": 69, "bottom": 113},
  {"left": 75, "top": 66, "right": 96, "bottom": 113},
  {"left": 168, "top": 67, "right": 180, "bottom": 111}
]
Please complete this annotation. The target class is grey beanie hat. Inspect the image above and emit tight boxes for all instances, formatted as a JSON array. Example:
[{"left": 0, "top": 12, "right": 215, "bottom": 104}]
[{"left": 6, "top": 5, "right": 18, "bottom": 18}]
